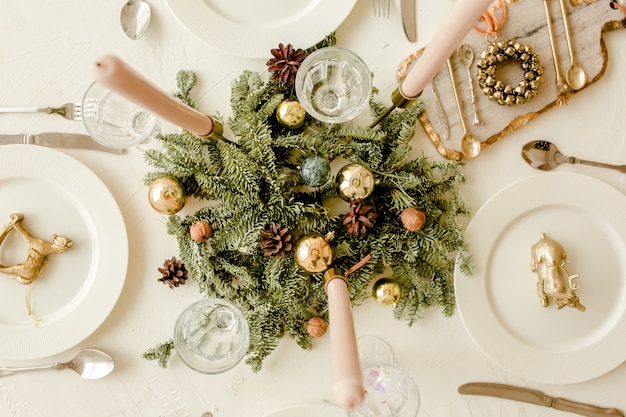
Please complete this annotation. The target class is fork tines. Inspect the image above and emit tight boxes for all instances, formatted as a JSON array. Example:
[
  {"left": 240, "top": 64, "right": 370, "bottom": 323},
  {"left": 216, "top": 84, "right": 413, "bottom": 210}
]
[{"left": 373, "top": 0, "right": 390, "bottom": 18}]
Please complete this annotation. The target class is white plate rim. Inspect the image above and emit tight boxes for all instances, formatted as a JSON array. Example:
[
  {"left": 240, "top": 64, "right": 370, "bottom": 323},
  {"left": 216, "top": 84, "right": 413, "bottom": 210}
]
[
  {"left": 0, "top": 144, "right": 128, "bottom": 360},
  {"left": 164, "top": 0, "right": 358, "bottom": 59},
  {"left": 454, "top": 172, "right": 626, "bottom": 384}
]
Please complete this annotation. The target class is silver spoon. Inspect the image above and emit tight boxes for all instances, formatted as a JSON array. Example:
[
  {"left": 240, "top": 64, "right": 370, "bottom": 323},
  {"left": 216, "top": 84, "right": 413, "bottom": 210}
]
[
  {"left": 121, "top": 0, "right": 151, "bottom": 40},
  {"left": 0, "top": 349, "right": 114, "bottom": 380},
  {"left": 558, "top": 0, "right": 587, "bottom": 90},
  {"left": 458, "top": 44, "right": 483, "bottom": 126},
  {"left": 521, "top": 140, "right": 626, "bottom": 173},
  {"left": 447, "top": 57, "right": 481, "bottom": 159}
]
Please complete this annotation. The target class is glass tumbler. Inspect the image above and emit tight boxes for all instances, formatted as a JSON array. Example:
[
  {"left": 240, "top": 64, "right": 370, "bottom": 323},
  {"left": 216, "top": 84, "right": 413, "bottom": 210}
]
[
  {"left": 82, "top": 81, "right": 159, "bottom": 149},
  {"left": 295, "top": 47, "right": 372, "bottom": 124},
  {"left": 173, "top": 298, "right": 249, "bottom": 374}
]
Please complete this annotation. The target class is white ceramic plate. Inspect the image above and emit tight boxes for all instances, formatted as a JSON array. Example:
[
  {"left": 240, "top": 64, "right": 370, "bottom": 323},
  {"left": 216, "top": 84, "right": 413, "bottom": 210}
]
[
  {"left": 0, "top": 145, "right": 128, "bottom": 360},
  {"left": 164, "top": 0, "right": 358, "bottom": 59},
  {"left": 454, "top": 173, "right": 626, "bottom": 384},
  {"left": 263, "top": 404, "right": 347, "bottom": 417}
]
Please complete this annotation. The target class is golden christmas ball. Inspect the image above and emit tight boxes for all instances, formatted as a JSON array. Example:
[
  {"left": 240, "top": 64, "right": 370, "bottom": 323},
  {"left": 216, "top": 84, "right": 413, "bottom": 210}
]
[
  {"left": 276, "top": 99, "right": 306, "bottom": 129},
  {"left": 401, "top": 207, "right": 426, "bottom": 232},
  {"left": 190, "top": 220, "right": 213, "bottom": 242},
  {"left": 336, "top": 163, "right": 376, "bottom": 202},
  {"left": 148, "top": 176, "right": 186, "bottom": 215},
  {"left": 306, "top": 317, "right": 328, "bottom": 338},
  {"left": 372, "top": 278, "right": 401, "bottom": 307},
  {"left": 294, "top": 233, "right": 333, "bottom": 273}
]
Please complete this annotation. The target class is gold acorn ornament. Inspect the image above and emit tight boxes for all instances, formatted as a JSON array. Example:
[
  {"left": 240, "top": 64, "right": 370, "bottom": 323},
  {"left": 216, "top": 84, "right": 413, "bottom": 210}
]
[
  {"left": 372, "top": 278, "right": 401, "bottom": 307},
  {"left": 294, "top": 233, "right": 334, "bottom": 273},
  {"left": 148, "top": 176, "right": 186, "bottom": 215},
  {"left": 276, "top": 99, "right": 306, "bottom": 129},
  {"left": 336, "top": 163, "right": 376, "bottom": 202}
]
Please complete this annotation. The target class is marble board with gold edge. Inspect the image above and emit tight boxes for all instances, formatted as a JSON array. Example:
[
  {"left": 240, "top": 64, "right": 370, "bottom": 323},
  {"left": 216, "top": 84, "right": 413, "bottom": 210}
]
[{"left": 401, "top": 0, "right": 626, "bottom": 161}]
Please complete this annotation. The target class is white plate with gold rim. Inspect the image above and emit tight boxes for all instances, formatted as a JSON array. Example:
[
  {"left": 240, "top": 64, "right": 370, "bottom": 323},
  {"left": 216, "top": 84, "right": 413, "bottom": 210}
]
[
  {"left": 454, "top": 172, "right": 626, "bottom": 384},
  {"left": 164, "top": 0, "right": 358, "bottom": 59},
  {"left": 0, "top": 144, "right": 127, "bottom": 360}
]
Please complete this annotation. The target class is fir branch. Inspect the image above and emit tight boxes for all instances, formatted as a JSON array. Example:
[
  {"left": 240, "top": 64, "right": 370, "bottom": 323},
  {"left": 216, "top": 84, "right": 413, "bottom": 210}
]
[{"left": 142, "top": 339, "right": 175, "bottom": 368}]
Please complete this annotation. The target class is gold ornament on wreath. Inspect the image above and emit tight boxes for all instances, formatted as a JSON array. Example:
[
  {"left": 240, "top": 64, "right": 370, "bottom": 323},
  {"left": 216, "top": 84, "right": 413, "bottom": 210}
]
[{"left": 474, "top": 0, "right": 544, "bottom": 106}]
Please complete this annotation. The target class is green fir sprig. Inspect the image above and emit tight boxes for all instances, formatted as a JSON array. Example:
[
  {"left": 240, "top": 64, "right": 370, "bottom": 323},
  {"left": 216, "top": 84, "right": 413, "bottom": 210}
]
[{"left": 143, "top": 42, "right": 472, "bottom": 372}]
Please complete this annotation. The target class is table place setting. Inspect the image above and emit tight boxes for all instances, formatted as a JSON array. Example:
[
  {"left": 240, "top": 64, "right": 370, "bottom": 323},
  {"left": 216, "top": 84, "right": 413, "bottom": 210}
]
[{"left": 0, "top": 0, "right": 625, "bottom": 416}]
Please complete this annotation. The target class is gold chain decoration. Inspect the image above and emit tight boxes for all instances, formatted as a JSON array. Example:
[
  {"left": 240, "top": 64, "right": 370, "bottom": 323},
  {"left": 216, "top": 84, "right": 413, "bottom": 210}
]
[{"left": 474, "top": 0, "right": 545, "bottom": 106}]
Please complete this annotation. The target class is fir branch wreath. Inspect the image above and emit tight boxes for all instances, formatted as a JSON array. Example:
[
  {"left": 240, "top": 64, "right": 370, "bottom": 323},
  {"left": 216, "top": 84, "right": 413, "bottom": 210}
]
[{"left": 142, "top": 35, "right": 473, "bottom": 372}]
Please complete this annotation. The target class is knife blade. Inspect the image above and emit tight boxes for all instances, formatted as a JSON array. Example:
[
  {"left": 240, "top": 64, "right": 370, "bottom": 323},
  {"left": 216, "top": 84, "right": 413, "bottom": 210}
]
[
  {"left": 459, "top": 383, "right": 624, "bottom": 417},
  {"left": 0, "top": 133, "right": 124, "bottom": 154},
  {"left": 401, "top": 0, "right": 417, "bottom": 43}
]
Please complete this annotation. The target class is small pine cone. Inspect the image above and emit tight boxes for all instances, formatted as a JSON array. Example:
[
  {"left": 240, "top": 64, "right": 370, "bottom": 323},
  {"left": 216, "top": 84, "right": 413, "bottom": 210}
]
[
  {"left": 158, "top": 256, "right": 188, "bottom": 288},
  {"left": 260, "top": 222, "right": 294, "bottom": 257},
  {"left": 343, "top": 202, "right": 377, "bottom": 237},
  {"left": 267, "top": 43, "right": 306, "bottom": 84}
]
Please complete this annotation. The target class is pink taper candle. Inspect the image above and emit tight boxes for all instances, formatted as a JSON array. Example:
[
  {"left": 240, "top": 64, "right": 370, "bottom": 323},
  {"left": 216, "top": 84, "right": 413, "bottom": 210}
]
[
  {"left": 399, "top": 0, "right": 494, "bottom": 98},
  {"left": 324, "top": 268, "right": 364, "bottom": 411},
  {"left": 93, "top": 54, "right": 217, "bottom": 137}
]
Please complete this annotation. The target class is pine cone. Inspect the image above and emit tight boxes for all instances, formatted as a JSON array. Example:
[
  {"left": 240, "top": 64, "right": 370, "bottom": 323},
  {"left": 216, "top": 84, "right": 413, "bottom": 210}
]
[
  {"left": 343, "top": 202, "right": 377, "bottom": 237},
  {"left": 158, "top": 256, "right": 188, "bottom": 288},
  {"left": 267, "top": 43, "right": 306, "bottom": 84},
  {"left": 260, "top": 222, "right": 293, "bottom": 257}
]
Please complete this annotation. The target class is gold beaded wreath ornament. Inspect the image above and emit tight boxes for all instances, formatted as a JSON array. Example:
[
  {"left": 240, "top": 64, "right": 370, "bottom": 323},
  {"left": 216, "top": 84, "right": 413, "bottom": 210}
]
[{"left": 473, "top": 0, "right": 544, "bottom": 106}]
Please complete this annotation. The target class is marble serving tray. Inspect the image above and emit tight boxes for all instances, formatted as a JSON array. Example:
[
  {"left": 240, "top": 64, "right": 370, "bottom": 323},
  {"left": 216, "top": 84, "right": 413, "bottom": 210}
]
[{"left": 407, "top": 0, "right": 626, "bottom": 160}]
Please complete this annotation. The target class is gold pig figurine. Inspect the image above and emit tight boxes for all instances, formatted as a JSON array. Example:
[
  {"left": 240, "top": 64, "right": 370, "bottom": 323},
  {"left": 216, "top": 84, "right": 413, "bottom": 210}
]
[{"left": 531, "top": 233, "right": 585, "bottom": 312}]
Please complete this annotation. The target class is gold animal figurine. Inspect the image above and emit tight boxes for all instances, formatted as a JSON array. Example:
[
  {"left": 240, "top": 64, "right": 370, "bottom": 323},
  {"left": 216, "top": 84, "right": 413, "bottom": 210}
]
[
  {"left": 531, "top": 233, "right": 585, "bottom": 312},
  {"left": 0, "top": 213, "right": 73, "bottom": 285}
]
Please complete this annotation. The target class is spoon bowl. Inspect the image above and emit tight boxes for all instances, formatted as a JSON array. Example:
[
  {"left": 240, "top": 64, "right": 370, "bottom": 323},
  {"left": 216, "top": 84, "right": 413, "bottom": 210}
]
[
  {"left": 521, "top": 140, "right": 626, "bottom": 173},
  {"left": 121, "top": 0, "right": 151, "bottom": 40},
  {"left": 566, "top": 62, "right": 587, "bottom": 91},
  {"left": 0, "top": 349, "right": 114, "bottom": 379}
]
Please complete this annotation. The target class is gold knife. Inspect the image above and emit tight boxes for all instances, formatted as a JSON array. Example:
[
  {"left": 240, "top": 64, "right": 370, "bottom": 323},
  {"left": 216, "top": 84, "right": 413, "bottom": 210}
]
[
  {"left": 0, "top": 133, "right": 124, "bottom": 154},
  {"left": 459, "top": 383, "right": 624, "bottom": 417},
  {"left": 401, "top": 0, "right": 417, "bottom": 43}
]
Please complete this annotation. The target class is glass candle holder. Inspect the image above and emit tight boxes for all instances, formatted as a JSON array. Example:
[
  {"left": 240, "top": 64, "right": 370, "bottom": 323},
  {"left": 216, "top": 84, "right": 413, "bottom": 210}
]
[
  {"left": 82, "top": 81, "right": 159, "bottom": 149},
  {"left": 173, "top": 298, "right": 249, "bottom": 374},
  {"left": 295, "top": 47, "right": 372, "bottom": 124}
]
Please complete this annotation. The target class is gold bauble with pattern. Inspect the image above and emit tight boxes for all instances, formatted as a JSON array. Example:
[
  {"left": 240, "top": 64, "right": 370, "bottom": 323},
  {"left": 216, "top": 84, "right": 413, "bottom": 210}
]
[
  {"left": 336, "top": 163, "right": 376, "bottom": 202},
  {"left": 372, "top": 278, "right": 401, "bottom": 307},
  {"left": 148, "top": 176, "right": 186, "bottom": 215},
  {"left": 294, "top": 233, "right": 333, "bottom": 273}
]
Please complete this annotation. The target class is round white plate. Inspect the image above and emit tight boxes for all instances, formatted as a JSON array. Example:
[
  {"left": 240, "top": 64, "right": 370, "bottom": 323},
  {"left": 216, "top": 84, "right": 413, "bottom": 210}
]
[
  {"left": 164, "top": 0, "right": 358, "bottom": 59},
  {"left": 0, "top": 145, "right": 128, "bottom": 360},
  {"left": 454, "top": 172, "right": 626, "bottom": 384},
  {"left": 263, "top": 404, "right": 347, "bottom": 417}
]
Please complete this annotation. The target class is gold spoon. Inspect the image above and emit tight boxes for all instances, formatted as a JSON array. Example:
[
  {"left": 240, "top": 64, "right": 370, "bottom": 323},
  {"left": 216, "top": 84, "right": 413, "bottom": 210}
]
[
  {"left": 558, "top": 0, "right": 587, "bottom": 90},
  {"left": 521, "top": 140, "right": 626, "bottom": 173},
  {"left": 447, "top": 57, "right": 481, "bottom": 159},
  {"left": 543, "top": 0, "right": 572, "bottom": 104}
]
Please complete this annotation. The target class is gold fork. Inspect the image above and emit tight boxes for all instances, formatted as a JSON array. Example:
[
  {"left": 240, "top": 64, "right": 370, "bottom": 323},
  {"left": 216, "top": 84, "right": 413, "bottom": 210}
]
[
  {"left": 373, "top": 0, "right": 390, "bottom": 18},
  {"left": 0, "top": 102, "right": 83, "bottom": 121}
]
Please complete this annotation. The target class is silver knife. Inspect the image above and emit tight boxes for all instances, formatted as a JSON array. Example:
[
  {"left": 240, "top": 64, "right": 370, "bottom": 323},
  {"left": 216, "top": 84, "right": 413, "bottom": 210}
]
[
  {"left": 0, "top": 133, "right": 124, "bottom": 154},
  {"left": 401, "top": 0, "right": 417, "bottom": 43},
  {"left": 459, "top": 383, "right": 624, "bottom": 417}
]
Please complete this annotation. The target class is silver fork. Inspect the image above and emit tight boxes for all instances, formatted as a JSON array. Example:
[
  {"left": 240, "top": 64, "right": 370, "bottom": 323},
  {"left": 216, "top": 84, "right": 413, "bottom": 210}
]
[
  {"left": 373, "top": 0, "right": 390, "bottom": 18},
  {"left": 0, "top": 102, "right": 82, "bottom": 121}
]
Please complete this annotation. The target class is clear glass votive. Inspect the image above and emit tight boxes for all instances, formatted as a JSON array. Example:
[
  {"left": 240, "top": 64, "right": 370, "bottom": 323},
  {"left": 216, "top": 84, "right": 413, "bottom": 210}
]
[
  {"left": 173, "top": 298, "right": 250, "bottom": 374},
  {"left": 351, "top": 361, "right": 421, "bottom": 417},
  {"left": 295, "top": 47, "right": 372, "bottom": 124},
  {"left": 82, "top": 81, "right": 160, "bottom": 149}
]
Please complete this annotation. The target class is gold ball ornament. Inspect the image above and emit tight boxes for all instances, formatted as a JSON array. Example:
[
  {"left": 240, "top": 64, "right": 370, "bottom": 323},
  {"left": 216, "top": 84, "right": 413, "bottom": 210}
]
[
  {"left": 294, "top": 233, "right": 333, "bottom": 273},
  {"left": 372, "top": 278, "right": 401, "bottom": 307},
  {"left": 276, "top": 99, "right": 306, "bottom": 129},
  {"left": 190, "top": 220, "right": 213, "bottom": 243},
  {"left": 148, "top": 176, "right": 186, "bottom": 215},
  {"left": 336, "top": 163, "right": 376, "bottom": 202},
  {"left": 401, "top": 207, "right": 426, "bottom": 232},
  {"left": 306, "top": 317, "right": 328, "bottom": 338}
]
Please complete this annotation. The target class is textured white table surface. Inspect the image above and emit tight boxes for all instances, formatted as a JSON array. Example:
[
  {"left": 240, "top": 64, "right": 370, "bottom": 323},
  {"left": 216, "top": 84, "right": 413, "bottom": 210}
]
[{"left": 0, "top": 1, "right": 625, "bottom": 417}]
